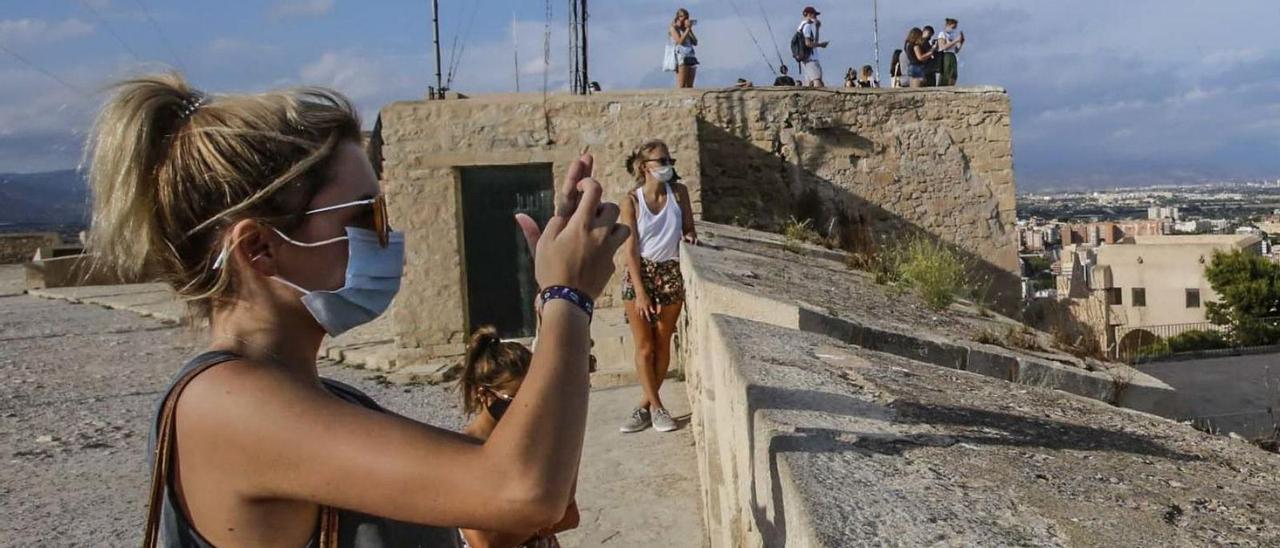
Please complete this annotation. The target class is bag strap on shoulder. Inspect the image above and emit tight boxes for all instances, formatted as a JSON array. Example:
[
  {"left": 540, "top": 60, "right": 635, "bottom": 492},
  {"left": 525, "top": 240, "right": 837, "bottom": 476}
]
[{"left": 142, "top": 357, "right": 339, "bottom": 548}]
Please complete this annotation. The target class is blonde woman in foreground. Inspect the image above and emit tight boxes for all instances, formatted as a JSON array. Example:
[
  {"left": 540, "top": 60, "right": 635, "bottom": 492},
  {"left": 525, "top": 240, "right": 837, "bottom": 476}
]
[{"left": 87, "top": 73, "right": 626, "bottom": 547}]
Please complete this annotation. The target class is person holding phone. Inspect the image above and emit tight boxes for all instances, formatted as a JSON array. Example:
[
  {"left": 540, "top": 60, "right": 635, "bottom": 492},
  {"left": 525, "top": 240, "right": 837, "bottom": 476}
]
[
  {"left": 87, "top": 72, "right": 627, "bottom": 547},
  {"left": 670, "top": 9, "right": 699, "bottom": 88},
  {"left": 619, "top": 140, "right": 698, "bottom": 434}
]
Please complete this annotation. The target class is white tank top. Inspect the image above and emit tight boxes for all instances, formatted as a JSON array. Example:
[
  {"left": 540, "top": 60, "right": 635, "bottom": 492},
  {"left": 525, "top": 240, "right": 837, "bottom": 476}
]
[{"left": 635, "top": 183, "right": 683, "bottom": 262}]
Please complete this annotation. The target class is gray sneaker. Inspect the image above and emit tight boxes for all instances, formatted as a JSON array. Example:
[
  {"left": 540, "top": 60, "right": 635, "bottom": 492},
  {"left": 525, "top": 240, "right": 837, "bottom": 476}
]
[
  {"left": 620, "top": 407, "right": 651, "bottom": 433},
  {"left": 652, "top": 407, "right": 678, "bottom": 432}
]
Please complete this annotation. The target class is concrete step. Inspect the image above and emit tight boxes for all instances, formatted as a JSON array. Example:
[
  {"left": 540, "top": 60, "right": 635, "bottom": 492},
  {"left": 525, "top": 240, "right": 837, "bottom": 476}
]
[{"left": 588, "top": 307, "right": 681, "bottom": 389}]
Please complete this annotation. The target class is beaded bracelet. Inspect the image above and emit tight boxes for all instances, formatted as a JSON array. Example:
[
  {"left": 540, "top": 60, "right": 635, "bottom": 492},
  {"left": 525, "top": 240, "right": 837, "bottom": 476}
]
[{"left": 539, "top": 285, "right": 594, "bottom": 322}]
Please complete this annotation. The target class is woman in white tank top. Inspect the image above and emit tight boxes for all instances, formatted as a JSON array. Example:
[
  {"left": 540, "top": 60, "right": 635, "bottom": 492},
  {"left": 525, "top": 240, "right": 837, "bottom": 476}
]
[{"left": 618, "top": 140, "right": 698, "bottom": 434}]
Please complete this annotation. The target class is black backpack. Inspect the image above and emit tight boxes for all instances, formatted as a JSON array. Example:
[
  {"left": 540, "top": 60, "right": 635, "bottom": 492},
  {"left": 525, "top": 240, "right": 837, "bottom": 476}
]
[{"left": 790, "top": 29, "right": 812, "bottom": 62}]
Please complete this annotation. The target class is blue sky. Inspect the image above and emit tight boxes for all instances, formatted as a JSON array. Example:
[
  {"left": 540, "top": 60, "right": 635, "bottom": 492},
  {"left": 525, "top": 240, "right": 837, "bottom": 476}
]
[{"left": 1, "top": 0, "right": 1277, "bottom": 189}]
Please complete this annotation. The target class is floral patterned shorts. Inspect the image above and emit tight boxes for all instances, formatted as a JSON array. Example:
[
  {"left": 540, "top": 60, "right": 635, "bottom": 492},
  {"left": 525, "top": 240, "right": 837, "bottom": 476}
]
[{"left": 622, "top": 259, "right": 685, "bottom": 305}]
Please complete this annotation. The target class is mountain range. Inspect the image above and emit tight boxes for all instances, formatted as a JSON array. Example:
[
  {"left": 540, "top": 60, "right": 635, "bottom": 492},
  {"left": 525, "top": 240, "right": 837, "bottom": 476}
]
[{"left": 0, "top": 169, "right": 89, "bottom": 228}]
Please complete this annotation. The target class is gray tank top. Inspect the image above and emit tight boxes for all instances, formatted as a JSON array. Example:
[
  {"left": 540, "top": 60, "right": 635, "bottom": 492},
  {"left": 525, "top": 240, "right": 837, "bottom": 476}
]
[{"left": 148, "top": 351, "right": 461, "bottom": 547}]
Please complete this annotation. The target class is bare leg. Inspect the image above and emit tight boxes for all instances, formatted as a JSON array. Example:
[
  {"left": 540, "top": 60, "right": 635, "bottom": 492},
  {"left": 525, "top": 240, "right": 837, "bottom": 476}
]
[
  {"left": 675, "top": 65, "right": 688, "bottom": 88},
  {"left": 625, "top": 299, "right": 661, "bottom": 410},
  {"left": 687, "top": 66, "right": 697, "bottom": 88},
  {"left": 651, "top": 301, "right": 684, "bottom": 404}
]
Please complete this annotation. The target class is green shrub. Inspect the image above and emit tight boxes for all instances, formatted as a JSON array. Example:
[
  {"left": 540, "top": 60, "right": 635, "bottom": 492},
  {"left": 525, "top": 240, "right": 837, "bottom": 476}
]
[
  {"left": 782, "top": 216, "right": 823, "bottom": 253},
  {"left": 1134, "top": 340, "right": 1172, "bottom": 360},
  {"left": 1167, "top": 330, "right": 1232, "bottom": 353},
  {"left": 897, "top": 237, "right": 968, "bottom": 310}
]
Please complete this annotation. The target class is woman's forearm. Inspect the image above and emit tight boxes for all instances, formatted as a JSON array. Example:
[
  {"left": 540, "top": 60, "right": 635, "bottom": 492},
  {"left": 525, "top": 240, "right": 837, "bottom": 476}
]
[{"left": 483, "top": 301, "right": 590, "bottom": 515}]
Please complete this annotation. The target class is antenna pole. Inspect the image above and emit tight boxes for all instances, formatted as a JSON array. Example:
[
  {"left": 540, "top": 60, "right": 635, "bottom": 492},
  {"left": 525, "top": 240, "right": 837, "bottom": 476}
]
[
  {"left": 872, "top": 0, "right": 882, "bottom": 81},
  {"left": 581, "top": 0, "right": 589, "bottom": 92},
  {"left": 432, "top": 0, "right": 443, "bottom": 98},
  {"left": 504, "top": 11, "right": 514, "bottom": 92}
]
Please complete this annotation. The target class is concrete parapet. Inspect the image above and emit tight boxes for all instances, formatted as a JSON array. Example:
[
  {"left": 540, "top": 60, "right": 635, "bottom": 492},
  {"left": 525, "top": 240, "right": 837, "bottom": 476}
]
[
  {"left": 680, "top": 242, "right": 1280, "bottom": 546},
  {"left": 679, "top": 233, "right": 1181, "bottom": 418}
]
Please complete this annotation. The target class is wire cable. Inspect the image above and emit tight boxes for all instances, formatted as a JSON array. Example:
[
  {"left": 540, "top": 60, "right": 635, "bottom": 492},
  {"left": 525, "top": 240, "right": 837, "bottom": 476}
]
[
  {"left": 722, "top": 0, "right": 776, "bottom": 75},
  {"left": 0, "top": 43, "right": 91, "bottom": 98},
  {"left": 756, "top": 0, "right": 787, "bottom": 69},
  {"left": 78, "top": 0, "right": 143, "bottom": 61},
  {"left": 132, "top": 0, "right": 186, "bottom": 71}
]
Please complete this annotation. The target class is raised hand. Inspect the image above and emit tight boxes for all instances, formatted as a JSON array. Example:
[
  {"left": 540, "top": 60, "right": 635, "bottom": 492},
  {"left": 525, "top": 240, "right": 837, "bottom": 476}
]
[
  {"left": 516, "top": 154, "right": 629, "bottom": 299},
  {"left": 516, "top": 153, "right": 593, "bottom": 258}
]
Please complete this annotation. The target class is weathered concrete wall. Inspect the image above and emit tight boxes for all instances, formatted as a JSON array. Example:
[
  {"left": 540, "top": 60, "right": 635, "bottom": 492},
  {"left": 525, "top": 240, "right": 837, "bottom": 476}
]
[
  {"left": 697, "top": 87, "right": 1019, "bottom": 306},
  {"left": 678, "top": 225, "right": 1278, "bottom": 547},
  {"left": 379, "top": 87, "right": 1018, "bottom": 354},
  {"left": 0, "top": 232, "right": 59, "bottom": 264}
]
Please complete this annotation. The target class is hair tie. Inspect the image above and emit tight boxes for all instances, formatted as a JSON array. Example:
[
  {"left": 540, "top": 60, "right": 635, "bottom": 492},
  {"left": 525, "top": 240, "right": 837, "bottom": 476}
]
[{"left": 177, "top": 93, "right": 206, "bottom": 119}]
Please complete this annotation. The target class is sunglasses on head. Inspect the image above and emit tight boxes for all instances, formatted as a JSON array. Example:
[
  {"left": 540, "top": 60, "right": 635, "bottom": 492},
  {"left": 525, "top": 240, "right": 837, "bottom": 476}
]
[{"left": 302, "top": 195, "right": 391, "bottom": 247}]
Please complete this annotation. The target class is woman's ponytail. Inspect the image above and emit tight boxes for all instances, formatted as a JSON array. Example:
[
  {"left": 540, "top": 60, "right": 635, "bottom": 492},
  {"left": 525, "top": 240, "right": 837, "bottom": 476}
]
[{"left": 85, "top": 73, "right": 201, "bottom": 281}]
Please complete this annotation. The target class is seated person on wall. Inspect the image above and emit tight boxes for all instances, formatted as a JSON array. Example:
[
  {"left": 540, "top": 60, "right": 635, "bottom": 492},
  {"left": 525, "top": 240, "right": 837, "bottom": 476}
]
[{"left": 773, "top": 65, "right": 797, "bottom": 86}]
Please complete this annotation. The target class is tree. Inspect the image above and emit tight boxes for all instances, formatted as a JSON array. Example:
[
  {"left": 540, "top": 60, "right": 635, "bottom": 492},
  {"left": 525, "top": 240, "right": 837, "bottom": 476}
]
[{"left": 1204, "top": 250, "right": 1280, "bottom": 346}]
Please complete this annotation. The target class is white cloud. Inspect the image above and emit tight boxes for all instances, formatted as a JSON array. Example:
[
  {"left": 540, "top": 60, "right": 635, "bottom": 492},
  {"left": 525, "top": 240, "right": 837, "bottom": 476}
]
[
  {"left": 269, "top": 0, "right": 335, "bottom": 20},
  {"left": 0, "top": 18, "right": 94, "bottom": 46}
]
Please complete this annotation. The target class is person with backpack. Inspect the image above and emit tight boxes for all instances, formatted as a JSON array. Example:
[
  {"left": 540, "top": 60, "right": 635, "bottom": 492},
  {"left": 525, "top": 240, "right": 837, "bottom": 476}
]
[
  {"left": 791, "top": 6, "right": 829, "bottom": 87},
  {"left": 890, "top": 49, "right": 903, "bottom": 88}
]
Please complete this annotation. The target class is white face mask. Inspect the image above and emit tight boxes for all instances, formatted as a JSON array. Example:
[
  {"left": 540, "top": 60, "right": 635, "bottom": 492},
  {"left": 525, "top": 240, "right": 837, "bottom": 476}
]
[{"left": 650, "top": 165, "right": 676, "bottom": 183}]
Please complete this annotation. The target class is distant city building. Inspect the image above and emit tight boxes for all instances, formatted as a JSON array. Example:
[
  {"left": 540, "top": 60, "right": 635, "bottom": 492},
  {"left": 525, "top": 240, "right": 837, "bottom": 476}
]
[
  {"left": 1060, "top": 220, "right": 1166, "bottom": 246},
  {"left": 1147, "top": 206, "right": 1180, "bottom": 221},
  {"left": 1057, "top": 234, "right": 1263, "bottom": 355},
  {"left": 1018, "top": 222, "right": 1060, "bottom": 252}
]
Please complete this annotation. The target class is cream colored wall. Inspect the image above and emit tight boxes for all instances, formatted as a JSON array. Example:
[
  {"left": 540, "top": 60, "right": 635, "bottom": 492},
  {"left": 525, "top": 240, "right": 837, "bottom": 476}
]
[{"left": 1096, "top": 242, "right": 1239, "bottom": 327}]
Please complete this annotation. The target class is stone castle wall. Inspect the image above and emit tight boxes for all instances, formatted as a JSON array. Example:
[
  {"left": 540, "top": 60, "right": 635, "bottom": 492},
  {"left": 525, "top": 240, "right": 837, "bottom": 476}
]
[
  {"left": 697, "top": 87, "right": 1019, "bottom": 304},
  {"left": 0, "top": 232, "right": 60, "bottom": 264},
  {"left": 378, "top": 91, "right": 702, "bottom": 354},
  {"left": 378, "top": 87, "right": 1017, "bottom": 355}
]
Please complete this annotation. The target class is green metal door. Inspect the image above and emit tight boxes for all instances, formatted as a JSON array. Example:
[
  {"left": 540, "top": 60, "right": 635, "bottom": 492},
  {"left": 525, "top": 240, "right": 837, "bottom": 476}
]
[{"left": 460, "top": 164, "right": 555, "bottom": 339}]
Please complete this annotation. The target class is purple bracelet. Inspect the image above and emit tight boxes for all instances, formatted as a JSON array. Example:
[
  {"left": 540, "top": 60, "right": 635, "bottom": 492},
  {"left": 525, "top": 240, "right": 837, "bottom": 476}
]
[{"left": 539, "top": 285, "right": 594, "bottom": 321}]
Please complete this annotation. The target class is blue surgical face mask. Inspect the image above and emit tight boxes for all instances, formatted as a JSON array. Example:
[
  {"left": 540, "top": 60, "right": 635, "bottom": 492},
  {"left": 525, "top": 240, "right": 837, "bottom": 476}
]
[
  {"left": 269, "top": 226, "right": 405, "bottom": 336},
  {"left": 651, "top": 165, "right": 676, "bottom": 183}
]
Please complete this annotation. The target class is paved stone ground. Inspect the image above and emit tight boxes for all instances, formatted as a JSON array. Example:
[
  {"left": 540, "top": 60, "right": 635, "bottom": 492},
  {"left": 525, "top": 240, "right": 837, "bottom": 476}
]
[{"left": 0, "top": 267, "right": 703, "bottom": 547}]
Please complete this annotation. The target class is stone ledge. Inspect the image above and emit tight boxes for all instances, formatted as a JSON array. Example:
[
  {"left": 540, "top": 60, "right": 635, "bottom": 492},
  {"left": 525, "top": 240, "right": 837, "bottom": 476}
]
[
  {"left": 680, "top": 234, "right": 1182, "bottom": 419},
  {"left": 684, "top": 310, "right": 1280, "bottom": 546}
]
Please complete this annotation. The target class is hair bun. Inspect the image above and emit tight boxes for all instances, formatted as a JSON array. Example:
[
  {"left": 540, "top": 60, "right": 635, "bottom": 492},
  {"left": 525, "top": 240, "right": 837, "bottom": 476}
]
[{"left": 467, "top": 325, "right": 501, "bottom": 353}]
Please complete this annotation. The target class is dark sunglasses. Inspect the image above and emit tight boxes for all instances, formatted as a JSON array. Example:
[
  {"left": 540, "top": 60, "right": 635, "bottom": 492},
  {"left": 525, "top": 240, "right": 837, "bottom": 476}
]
[
  {"left": 643, "top": 158, "right": 677, "bottom": 167},
  {"left": 302, "top": 195, "right": 391, "bottom": 248},
  {"left": 481, "top": 386, "right": 514, "bottom": 421}
]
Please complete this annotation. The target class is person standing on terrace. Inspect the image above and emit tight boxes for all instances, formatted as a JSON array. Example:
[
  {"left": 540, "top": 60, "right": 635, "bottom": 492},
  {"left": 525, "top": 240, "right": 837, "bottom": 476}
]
[
  {"left": 619, "top": 140, "right": 698, "bottom": 434},
  {"left": 670, "top": 8, "right": 699, "bottom": 88},
  {"left": 935, "top": 18, "right": 965, "bottom": 85},
  {"left": 85, "top": 73, "right": 627, "bottom": 547}
]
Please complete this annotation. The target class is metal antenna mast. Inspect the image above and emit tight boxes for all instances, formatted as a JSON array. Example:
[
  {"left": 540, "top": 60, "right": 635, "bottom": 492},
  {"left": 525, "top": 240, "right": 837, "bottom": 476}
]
[
  {"left": 873, "top": 0, "right": 882, "bottom": 81},
  {"left": 568, "top": 0, "right": 589, "bottom": 94},
  {"left": 432, "top": 0, "right": 443, "bottom": 98}
]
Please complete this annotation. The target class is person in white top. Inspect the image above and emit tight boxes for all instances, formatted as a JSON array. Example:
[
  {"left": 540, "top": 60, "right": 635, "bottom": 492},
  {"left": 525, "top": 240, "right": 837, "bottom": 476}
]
[
  {"left": 797, "top": 6, "right": 829, "bottom": 87},
  {"left": 618, "top": 140, "right": 698, "bottom": 434},
  {"left": 935, "top": 18, "right": 965, "bottom": 86}
]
